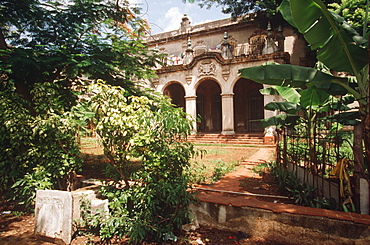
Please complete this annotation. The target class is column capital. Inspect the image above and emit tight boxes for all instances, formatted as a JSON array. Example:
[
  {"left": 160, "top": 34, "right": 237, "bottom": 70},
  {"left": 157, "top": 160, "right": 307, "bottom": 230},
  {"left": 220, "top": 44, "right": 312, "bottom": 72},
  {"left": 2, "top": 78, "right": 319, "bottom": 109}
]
[
  {"left": 185, "top": 95, "right": 197, "bottom": 101},
  {"left": 221, "top": 93, "right": 234, "bottom": 98}
]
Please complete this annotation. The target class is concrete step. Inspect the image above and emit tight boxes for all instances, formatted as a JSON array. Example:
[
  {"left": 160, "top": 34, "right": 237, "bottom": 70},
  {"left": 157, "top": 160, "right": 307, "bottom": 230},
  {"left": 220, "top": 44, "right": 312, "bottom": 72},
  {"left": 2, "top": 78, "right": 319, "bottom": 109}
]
[{"left": 187, "top": 133, "right": 272, "bottom": 146}]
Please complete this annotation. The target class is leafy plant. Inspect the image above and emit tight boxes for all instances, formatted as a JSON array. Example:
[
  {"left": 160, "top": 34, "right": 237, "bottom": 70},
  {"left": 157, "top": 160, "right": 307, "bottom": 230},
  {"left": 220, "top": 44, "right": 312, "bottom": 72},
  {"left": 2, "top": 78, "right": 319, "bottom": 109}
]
[
  {"left": 0, "top": 88, "right": 84, "bottom": 207},
  {"left": 252, "top": 161, "right": 273, "bottom": 175},
  {"left": 11, "top": 166, "right": 53, "bottom": 210},
  {"left": 266, "top": 161, "right": 338, "bottom": 210},
  {"left": 85, "top": 82, "right": 197, "bottom": 244},
  {"left": 211, "top": 160, "right": 238, "bottom": 183},
  {"left": 240, "top": 0, "right": 369, "bottom": 171}
]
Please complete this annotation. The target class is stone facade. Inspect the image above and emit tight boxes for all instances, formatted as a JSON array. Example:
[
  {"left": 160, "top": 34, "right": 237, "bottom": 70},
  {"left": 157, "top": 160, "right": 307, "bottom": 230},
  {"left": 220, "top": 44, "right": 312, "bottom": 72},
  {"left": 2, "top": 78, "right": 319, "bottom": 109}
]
[{"left": 144, "top": 14, "right": 310, "bottom": 135}]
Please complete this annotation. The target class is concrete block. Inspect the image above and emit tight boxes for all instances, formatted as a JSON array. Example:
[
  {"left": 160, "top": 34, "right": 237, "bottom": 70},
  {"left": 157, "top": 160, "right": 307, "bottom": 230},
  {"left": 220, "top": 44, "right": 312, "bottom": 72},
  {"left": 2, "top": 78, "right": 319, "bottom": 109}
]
[
  {"left": 360, "top": 178, "right": 369, "bottom": 215},
  {"left": 34, "top": 190, "right": 73, "bottom": 245},
  {"left": 91, "top": 199, "right": 109, "bottom": 218},
  {"left": 71, "top": 189, "right": 96, "bottom": 221}
]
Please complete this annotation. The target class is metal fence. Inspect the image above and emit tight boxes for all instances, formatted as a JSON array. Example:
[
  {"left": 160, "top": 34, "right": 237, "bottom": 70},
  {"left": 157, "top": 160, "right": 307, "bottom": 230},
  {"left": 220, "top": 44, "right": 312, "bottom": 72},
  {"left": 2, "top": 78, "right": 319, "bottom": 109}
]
[{"left": 276, "top": 125, "right": 355, "bottom": 211}]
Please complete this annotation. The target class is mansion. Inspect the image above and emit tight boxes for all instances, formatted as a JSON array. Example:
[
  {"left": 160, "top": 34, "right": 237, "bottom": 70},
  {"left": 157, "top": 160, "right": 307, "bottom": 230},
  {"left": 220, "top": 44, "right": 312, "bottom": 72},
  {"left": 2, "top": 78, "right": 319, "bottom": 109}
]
[{"left": 144, "top": 14, "right": 311, "bottom": 137}]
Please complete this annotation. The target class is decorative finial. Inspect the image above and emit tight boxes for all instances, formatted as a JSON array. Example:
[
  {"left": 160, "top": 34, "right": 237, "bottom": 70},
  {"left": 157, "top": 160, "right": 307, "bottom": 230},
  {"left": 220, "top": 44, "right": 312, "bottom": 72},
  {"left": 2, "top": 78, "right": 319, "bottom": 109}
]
[{"left": 267, "top": 22, "right": 272, "bottom": 31}]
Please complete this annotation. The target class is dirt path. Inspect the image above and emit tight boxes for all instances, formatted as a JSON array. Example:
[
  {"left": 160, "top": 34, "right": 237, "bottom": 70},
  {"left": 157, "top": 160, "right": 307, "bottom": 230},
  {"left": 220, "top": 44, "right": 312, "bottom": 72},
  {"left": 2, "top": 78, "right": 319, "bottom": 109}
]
[
  {"left": 195, "top": 147, "right": 293, "bottom": 205},
  {"left": 196, "top": 147, "right": 275, "bottom": 192}
]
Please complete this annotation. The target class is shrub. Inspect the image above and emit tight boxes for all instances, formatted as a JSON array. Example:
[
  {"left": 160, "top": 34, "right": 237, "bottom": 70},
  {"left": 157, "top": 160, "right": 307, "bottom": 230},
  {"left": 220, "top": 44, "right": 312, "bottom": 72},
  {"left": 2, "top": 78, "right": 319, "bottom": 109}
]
[{"left": 86, "top": 82, "right": 197, "bottom": 244}]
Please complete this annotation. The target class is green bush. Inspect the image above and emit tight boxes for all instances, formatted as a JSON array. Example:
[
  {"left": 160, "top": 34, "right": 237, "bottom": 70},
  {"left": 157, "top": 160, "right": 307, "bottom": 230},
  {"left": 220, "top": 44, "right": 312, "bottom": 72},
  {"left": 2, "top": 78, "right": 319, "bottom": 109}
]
[
  {"left": 262, "top": 162, "right": 338, "bottom": 210},
  {"left": 85, "top": 82, "right": 197, "bottom": 244},
  {"left": 0, "top": 85, "right": 83, "bottom": 208}
]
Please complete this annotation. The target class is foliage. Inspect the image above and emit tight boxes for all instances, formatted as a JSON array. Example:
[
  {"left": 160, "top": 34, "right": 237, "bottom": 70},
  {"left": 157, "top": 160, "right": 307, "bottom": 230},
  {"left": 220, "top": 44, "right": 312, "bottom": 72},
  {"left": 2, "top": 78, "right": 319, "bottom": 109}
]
[
  {"left": 186, "top": 0, "right": 282, "bottom": 17},
  {"left": 74, "top": 196, "right": 106, "bottom": 238},
  {"left": 185, "top": 0, "right": 368, "bottom": 30},
  {"left": 0, "top": 0, "right": 161, "bottom": 113},
  {"left": 328, "top": 0, "right": 370, "bottom": 35},
  {"left": 240, "top": 0, "right": 369, "bottom": 176},
  {"left": 211, "top": 160, "right": 238, "bottom": 183},
  {"left": 185, "top": 0, "right": 288, "bottom": 28},
  {"left": 11, "top": 166, "right": 53, "bottom": 210},
  {"left": 84, "top": 82, "right": 197, "bottom": 244},
  {"left": 278, "top": 0, "right": 368, "bottom": 75},
  {"left": 0, "top": 0, "right": 161, "bottom": 209},
  {"left": 265, "top": 162, "right": 338, "bottom": 210},
  {"left": 0, "top": 88, "right": 84, "bottom": 207}
]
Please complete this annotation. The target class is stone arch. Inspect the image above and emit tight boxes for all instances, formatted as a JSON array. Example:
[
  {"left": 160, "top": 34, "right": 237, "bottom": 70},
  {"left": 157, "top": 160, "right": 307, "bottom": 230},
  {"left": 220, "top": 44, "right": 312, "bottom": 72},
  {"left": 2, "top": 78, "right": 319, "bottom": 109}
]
[
  {"left": 196, "top": 78, "right": 222, "bottom": 133},
  {"left": 163, "top": 82, "right": 186, "bottom": 110},
  {"left": 233, "top": 78, "right": 264, "bottom": 132}
]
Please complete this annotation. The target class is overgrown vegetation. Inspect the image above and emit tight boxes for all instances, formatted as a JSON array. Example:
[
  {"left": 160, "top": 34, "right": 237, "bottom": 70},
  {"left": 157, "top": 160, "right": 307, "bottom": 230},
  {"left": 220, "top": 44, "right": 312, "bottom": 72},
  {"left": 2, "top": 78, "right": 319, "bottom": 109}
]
[
  {"left": 0, "top": 0, "right": 162, "bottom": 209},
  {"left": 188, "top": 147, "right": 258, "bottom": 185},
  {"left": 240, "top": 0, "right": 369, "bottom": 213},
  {"left": 0, "top": 88, "right": 83, "bottom": 210},
  {"left": 0, "top": 1, "right": 200, "bottom": 243},
  {"left": 73, "top": 82, "right": 197, "bottom": 244},
  {"left": 253, "top": 161, "right": 338, "bottom": 210}
]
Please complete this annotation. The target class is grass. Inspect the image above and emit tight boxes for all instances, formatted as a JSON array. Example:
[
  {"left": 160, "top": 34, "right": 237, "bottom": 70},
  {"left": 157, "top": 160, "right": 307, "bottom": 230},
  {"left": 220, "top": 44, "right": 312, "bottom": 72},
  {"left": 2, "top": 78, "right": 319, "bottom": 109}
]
[
  {"left": 79, "top": 137, "right": 259, "bottom": 185},
  {"left": 189, "top": 145, "right": 258, "bottom": 184}
]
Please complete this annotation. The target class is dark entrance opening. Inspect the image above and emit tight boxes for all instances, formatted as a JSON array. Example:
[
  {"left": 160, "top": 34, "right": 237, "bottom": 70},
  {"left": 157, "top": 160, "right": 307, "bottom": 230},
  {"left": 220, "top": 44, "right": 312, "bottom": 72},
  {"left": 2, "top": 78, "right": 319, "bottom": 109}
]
[
  {"left": 233, "top": 78, "right": 264, "bottom": 132},
  {"left": 163, "top": 83, "right": 185, "bottom": 110},
  {"left": 196, "top": 80, "right": 222, "bottom": 133}
]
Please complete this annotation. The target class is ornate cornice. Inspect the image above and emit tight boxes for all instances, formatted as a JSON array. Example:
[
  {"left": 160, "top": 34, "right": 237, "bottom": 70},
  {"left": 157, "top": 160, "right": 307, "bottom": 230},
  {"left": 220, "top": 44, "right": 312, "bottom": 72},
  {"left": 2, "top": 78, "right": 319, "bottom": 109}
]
[{"left": 154, "top": 52, "right": 290, "bottom": 75}]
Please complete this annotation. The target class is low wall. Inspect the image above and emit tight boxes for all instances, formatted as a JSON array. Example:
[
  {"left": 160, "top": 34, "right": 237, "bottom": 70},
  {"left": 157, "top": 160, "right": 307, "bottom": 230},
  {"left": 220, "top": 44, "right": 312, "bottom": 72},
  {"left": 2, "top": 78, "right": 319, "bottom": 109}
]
[{"left": 190, "top": 201, "right": 370, "bottom": 245}]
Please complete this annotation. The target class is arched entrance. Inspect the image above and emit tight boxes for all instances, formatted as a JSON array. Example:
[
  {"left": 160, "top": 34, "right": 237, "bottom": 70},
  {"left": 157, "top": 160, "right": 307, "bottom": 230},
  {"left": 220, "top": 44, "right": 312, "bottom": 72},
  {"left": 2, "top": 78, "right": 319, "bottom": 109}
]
[
  {"left": 233, "top": 78, "right": 264, "bottom": 132},
  {"left": 163, "top": 83, "right": 185, "bottom": 110},
  {"left": 196, "top": 80, "right": 222, "bottom": 132}
]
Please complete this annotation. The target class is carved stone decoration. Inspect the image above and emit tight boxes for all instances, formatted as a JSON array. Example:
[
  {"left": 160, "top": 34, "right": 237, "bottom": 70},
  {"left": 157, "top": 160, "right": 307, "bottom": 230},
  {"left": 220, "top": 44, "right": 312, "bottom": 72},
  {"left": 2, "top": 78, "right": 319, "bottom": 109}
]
[
  {"left": 186, "top": 75, "right": 192, "bottom": 85},
  {"left": 151, "top": 77, "right": 159, "bottom": 88},
  {"left": 193, "top": 40, "right": 208, "bottom": 56},
  {"left": 222, "top": 66, "right": 230, "bottom": 81},
  {"left": 198, "top": 60, "right": 216, "bottom": 76},
  {"left": 249, "top": 30, "right": 267, "bottom": 55}
]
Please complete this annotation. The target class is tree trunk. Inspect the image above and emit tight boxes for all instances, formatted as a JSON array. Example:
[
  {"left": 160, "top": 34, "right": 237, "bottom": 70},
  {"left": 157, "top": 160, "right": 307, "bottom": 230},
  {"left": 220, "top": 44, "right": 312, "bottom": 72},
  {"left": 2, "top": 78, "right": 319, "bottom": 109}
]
[
  {"left": 363, "top": 114, "right": 370, "bottom": 178},
  {"left": 14, "top": 79, "right": 36, "bottom": 116},
  {"left": 353, "top": 123, "right": 365, "bottom": 212},
  {"left": 0, "top": 29, "right": 7, "bottom": 49}
]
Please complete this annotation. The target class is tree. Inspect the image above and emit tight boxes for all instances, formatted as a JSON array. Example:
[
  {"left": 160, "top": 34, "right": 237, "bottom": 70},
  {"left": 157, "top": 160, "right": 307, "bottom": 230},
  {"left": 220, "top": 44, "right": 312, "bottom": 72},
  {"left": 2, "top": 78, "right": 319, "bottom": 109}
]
[
  {"left": 84, "top": 81, "right": 197, "bottom": 244},
  {"left": 240, "top": 0, "right": 369, "bottom": 174},
  {"left": 0, "top": 0, "right": 160, "bottom": 113},
  {"left": 328, "top": 0, "right": 370, "bottom": 35},
  {"left": 185, "top": 0, "right": 368, "bottom": 31},
  {"left": 185, "top": 0, "right": 282, "bottom": 17},
  {"left": 184, "top": 0, "right": 287, "bottom": 28},
  {"left": 0, "top": 0, "right": 161, "bottom": 205}
]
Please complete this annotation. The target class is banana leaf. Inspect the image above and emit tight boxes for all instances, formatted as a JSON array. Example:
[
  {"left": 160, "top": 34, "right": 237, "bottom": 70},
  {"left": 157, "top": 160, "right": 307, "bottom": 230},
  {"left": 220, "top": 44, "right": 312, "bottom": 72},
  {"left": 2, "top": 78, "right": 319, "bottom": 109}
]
[
  {"left": 239, "top": 63, "right": 349, "bottom": 96},
  {"left": 299, "top": 87, "right": 330, "bottom": 110},
  {"left": 278, "top": 0, "right": 368, "bottom": 74},
  {"left": 264, "top": 101, "right": 300, "bottom": 114},
  {"left": 260, "top": 114, "right": 301, "bottom": 128}
]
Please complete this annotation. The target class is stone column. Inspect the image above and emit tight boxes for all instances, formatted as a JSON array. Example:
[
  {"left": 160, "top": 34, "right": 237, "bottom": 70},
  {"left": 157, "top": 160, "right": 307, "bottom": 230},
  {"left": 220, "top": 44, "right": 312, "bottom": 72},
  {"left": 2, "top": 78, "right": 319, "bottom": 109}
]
[
  {"left": 221, "top": 93, "right": 235, "bottom": 135},
  {"left": 263, "top": 93, "right": 278, "bottom": 144},
  {"left": 185, "top": 95, "right": 197, "bottom": 134}
]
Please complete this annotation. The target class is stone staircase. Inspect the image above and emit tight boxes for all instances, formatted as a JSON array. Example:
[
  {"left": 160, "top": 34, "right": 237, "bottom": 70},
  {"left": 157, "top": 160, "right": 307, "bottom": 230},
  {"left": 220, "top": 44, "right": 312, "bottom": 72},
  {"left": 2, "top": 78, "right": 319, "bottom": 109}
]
[{"left": 187, "top": 133, "right": 271, "bottom": 145}]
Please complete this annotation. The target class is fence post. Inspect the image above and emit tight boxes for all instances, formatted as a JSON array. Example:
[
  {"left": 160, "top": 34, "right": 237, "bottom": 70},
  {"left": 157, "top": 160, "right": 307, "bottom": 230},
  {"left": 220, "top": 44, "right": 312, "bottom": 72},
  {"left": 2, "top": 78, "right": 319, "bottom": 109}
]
[
  {"left": 282, "top": 127, "right": 287, "bottom": 169},
  {"left": 353, "top": 123, "right": 365, "bottom": 213}
]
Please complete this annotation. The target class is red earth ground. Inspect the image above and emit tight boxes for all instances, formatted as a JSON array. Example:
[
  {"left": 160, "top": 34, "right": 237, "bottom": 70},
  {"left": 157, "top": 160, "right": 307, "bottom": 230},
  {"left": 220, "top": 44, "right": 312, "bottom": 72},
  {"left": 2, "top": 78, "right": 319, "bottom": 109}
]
[{"left": 0, "top": 145, "right": 284, "bottom": 244}]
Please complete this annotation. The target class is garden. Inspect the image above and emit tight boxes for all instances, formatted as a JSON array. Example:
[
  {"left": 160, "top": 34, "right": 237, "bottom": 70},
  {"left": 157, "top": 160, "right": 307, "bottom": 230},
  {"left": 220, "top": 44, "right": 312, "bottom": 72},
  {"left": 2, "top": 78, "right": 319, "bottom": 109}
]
[{"left": 0, "top": 0, "right": 369, "bottom": 244}]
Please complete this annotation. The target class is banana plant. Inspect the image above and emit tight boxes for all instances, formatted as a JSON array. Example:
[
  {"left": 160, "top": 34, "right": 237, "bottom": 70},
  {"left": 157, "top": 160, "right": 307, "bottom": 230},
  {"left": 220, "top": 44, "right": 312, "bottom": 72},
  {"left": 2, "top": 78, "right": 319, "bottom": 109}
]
[
  {"left": 240, "top": 0, "right": 369, "bottom": 168},
  {"left": 261, "top": 85, "right": 356, "bottom": 171}
]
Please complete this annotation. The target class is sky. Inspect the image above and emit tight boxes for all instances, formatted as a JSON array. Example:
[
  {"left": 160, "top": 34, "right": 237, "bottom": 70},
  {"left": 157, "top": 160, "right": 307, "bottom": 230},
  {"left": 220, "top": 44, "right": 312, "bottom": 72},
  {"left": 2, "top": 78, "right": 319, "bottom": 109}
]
[{"left": 129, "top": 0, "right": 230, "bottom": 34}]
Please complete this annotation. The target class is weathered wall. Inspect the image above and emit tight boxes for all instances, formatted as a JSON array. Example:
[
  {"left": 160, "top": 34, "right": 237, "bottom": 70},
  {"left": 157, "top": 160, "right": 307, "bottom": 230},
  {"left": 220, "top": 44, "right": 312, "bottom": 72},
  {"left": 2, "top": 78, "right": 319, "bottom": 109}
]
[{"left": 190, "top": 201, "right": 370, "bottom": 245}]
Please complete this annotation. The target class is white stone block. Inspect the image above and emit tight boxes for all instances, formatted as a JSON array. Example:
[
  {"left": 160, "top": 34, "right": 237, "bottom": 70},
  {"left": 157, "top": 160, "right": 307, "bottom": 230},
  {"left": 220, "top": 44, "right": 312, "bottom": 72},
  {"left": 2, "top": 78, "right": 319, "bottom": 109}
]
[{"left": 34, "top": 190, "right": 73, "bottom": 244}]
